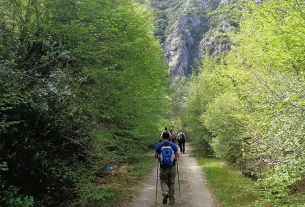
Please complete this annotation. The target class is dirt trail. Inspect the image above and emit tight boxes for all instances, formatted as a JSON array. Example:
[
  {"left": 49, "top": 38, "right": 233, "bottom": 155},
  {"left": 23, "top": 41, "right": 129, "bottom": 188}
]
[{"left": 127, "top": 143, "right": 219, "bottom": 207}]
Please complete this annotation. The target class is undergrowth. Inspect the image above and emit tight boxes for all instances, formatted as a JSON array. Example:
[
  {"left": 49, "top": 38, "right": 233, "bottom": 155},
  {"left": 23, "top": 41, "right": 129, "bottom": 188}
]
[{"left": 197, "top": 157, "right": 305, "bottom": 207}]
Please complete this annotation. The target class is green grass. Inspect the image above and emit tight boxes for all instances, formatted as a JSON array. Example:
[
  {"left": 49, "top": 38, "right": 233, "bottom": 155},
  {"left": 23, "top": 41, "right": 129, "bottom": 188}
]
[
  {"left": 197, "top": 157, "right": 259, "bottom": 207},
  {"left": 197, "top": 157, "right": 305, "bottom": 207},
  {"left": 76, "top": 151, "right": 156, "bottom": 207},
  {"left": 102, "top": 152, "right": 156, "bottom": 206}
]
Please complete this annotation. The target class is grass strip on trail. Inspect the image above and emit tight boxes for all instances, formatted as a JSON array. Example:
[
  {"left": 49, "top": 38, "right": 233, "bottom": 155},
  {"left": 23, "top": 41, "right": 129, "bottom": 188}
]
[{"left": 197, "top": 157, "right": 259, "bottom": 207}]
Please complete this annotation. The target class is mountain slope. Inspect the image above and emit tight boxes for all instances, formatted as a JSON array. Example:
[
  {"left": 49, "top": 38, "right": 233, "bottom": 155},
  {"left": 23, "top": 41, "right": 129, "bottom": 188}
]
[{"left": 149, "top": 0, "right": 238, "bottom": 80}]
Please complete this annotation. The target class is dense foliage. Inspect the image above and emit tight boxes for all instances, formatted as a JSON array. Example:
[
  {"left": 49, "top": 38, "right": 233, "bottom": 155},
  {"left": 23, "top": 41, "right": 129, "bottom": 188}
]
[
  {"left": 184, "top": 0, "right": 305, "bottom": 205},
  {"left": 0, "top": 0, "right": 169, "bottom": 206}
]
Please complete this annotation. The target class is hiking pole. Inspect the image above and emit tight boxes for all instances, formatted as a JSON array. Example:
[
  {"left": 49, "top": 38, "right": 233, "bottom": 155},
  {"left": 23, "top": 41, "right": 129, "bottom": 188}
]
[
  {"left": 176, "top": 161, "right": 181, "bottom": 200},
  {"left": 155, "top": 160, "right": 159, "bottom": 204}
]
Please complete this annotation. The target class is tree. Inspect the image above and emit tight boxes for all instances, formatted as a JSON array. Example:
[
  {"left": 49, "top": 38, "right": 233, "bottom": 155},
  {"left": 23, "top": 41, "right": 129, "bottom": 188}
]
[{"left": 0, "top": 0, "right": 169, "bottom": 206}]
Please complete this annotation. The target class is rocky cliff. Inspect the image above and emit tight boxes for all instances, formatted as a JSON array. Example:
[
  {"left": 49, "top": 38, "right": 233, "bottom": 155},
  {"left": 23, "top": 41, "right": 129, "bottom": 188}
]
[
  {"left": 164, "top": 13, "right": 205, "bottom": 79},
  {"left": 149, "top": 0, "right": 238, "bottom": 80}
]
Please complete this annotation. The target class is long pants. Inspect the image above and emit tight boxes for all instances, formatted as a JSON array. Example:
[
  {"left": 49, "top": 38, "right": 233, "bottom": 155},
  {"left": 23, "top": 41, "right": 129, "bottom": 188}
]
[
  {"left": 178, "top": 139, "right": 185, "bottom": 153},
  {"left": 159, "top": 166, "right": 176, "bottom": 201}
]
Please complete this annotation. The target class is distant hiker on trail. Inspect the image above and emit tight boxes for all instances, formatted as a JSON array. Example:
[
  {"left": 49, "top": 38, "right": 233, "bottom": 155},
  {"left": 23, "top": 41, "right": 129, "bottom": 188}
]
[
  {"left": 154, "top": 130, "right": 179, "bottom": 205},
  {"left": 169, "top": 130, "right": 176, "bottom": 144},
  {"left": 160, "top": 127, "right": 173, "bottom": 142},
  {"left": 177, "top": 131, "right": 186, "bottom": 154}
]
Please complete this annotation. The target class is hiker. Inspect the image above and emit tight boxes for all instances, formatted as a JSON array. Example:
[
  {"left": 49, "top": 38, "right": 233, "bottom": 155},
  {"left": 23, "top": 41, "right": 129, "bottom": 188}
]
[
  {"left": 161, "top": 127, "right": 173, "bottom": 142},
  {"left": 169, "top": 130, "right": 176, "bottom": 144},
  {"left": 161, "top": 127, "right": 168, "bottom": 137},
  {"left": 160, "top": 127, "right": 167, "bottom": 141},
  {"left": 154, "top": 130, "right": 179, "bottom": 205},
  {"left": 177, "top": 130, "right": 186, "bottom": 154}
]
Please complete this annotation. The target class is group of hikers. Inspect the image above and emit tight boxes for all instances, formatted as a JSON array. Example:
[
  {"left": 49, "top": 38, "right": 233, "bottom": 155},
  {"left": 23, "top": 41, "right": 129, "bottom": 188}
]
[
  {"left": 154, "top": 127, "right": 187, "bottom": 205},
  {"left": 160, "top": 127, "right": 187, "bottom": 154}
]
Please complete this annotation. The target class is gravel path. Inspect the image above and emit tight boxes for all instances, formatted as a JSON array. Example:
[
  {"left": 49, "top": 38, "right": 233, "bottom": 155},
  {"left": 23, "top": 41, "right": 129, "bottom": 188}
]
[{"left": 128, "top": 143, "right": 219, "bottom": 207}]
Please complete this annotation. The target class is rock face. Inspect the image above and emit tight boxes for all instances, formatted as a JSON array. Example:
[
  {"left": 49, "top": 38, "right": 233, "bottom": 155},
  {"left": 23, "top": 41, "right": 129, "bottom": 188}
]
[
  {"left": 199, "top": 21, "right": 233, "bottom": 59},
  {"left": 149, "top": 0, "right": 237, "bottom": 80},
  {"left": 164, "top": 14, "right": 204, "bottom": 80}
]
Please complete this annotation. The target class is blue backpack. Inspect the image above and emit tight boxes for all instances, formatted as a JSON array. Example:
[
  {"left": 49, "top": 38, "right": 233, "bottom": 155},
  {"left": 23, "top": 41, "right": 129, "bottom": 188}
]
[{"left": 160, "top": 141, "right": 175, "bottom": 167}]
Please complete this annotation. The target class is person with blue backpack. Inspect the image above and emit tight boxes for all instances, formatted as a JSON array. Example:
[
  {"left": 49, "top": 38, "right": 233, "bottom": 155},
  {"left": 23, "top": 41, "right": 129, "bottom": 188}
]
[{"left": 154, "top": 130, "right": 179, "bottom": 205}]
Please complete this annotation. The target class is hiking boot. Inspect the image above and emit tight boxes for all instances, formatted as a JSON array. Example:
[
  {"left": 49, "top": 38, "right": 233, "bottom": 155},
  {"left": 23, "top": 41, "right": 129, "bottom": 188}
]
[
  {"left": 162, "top": 195, "right": 168, "bottom": 204},
  {"left": 169, "top": 198, "right": 175, "bottom": 205}
]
